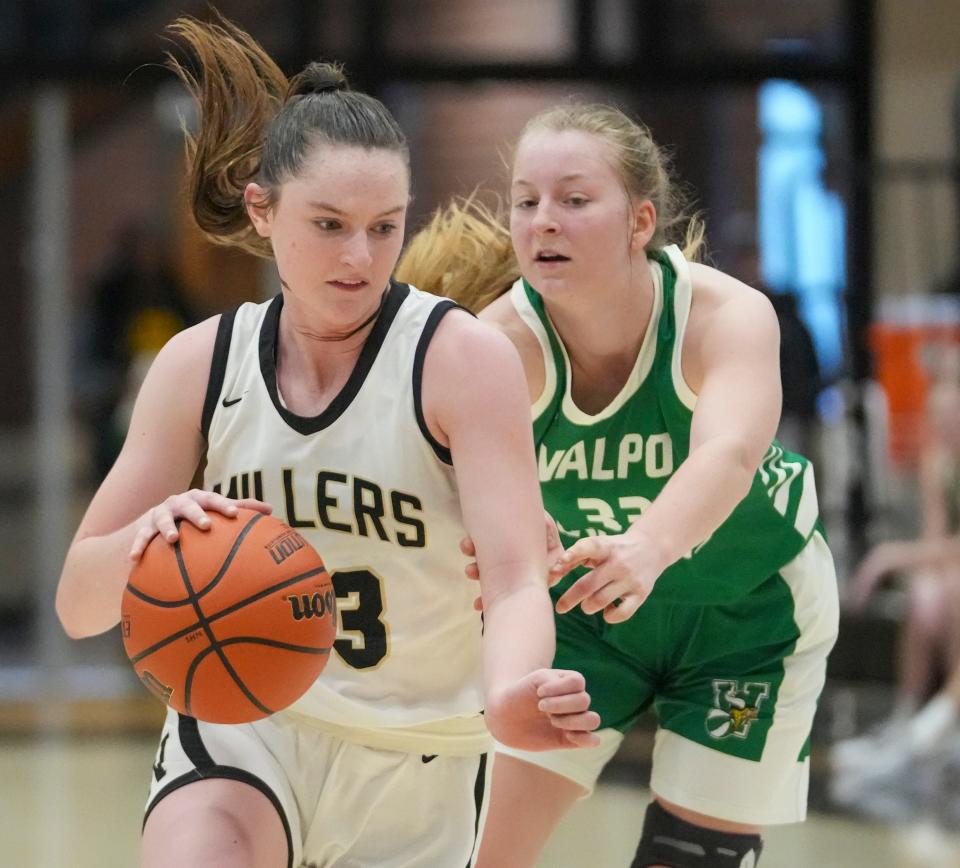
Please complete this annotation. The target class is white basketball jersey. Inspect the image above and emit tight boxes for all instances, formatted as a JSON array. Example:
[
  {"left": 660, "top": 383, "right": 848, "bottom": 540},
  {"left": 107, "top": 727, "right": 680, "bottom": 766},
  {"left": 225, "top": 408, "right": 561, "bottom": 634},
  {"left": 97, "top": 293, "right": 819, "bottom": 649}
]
[{"left": 201, "top": 282, "right": 487, "bottom": 754}]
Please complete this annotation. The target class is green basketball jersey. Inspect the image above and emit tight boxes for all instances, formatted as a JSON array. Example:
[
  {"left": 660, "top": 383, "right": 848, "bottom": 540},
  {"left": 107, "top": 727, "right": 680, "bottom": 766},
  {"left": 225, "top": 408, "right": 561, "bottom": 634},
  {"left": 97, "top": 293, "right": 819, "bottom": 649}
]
[{"left": 511, "top": 245, "right": 821, "bottom": 605}]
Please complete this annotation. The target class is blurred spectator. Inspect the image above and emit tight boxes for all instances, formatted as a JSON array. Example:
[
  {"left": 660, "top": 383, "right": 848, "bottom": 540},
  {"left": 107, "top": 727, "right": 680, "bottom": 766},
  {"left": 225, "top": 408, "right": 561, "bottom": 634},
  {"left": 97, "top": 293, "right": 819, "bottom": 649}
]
[
  {"left": 80, "top": 222, "right": 196, "bottom": 481},
  {"left": 830, "top": 345, "right": 960, "bottom": 822},
  {"left": 767, "top": 288, "right": 823, "bottom": 461},
  {"left": 727, "top": 241, "right": 823, "bottom": 460}
]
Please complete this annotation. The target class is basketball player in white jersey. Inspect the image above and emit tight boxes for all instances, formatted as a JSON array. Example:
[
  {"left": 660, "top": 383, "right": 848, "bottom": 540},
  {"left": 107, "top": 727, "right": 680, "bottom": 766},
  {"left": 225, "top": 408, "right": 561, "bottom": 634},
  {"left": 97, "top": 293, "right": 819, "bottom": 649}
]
[{"left": 54, "top": 16, "right": 599, "bottom": 868}]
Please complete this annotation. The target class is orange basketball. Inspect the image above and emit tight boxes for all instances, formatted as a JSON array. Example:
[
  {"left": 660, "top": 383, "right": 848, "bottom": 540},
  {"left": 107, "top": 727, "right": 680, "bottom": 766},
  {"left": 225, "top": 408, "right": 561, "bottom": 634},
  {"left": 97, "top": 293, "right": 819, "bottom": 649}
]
[{"left": 121, "top": 508, "right": 335, "bottom": 724}]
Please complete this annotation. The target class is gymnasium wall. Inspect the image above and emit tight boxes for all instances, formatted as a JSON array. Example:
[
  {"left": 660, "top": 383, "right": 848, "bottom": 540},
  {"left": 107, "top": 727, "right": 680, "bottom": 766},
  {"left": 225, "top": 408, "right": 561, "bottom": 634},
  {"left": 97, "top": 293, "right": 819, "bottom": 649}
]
[{"left": 874, "top": 0, "right": 959, "bottom": 301}]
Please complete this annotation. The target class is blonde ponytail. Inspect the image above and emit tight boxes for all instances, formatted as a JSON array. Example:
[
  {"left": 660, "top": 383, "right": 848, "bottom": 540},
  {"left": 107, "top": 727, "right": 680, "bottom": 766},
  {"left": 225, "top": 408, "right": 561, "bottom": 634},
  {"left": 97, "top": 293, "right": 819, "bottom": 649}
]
[{"left": 396, "top": 195, "right": 519, "bottom": 312}]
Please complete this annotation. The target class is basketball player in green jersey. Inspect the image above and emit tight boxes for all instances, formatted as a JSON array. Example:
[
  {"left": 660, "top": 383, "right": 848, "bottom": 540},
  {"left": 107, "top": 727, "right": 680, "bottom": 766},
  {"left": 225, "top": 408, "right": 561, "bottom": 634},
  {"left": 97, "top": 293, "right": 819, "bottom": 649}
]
[{"left": 398, "top": 104, "right": 839, "bottom": 867}]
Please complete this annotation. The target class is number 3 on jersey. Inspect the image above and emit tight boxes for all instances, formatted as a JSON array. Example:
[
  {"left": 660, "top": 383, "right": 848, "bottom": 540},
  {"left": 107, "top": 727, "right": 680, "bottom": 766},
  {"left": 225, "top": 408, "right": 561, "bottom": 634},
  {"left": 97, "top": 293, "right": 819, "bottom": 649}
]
[{"left": 331, "top": 568, "right": 388, "bottom": 669}]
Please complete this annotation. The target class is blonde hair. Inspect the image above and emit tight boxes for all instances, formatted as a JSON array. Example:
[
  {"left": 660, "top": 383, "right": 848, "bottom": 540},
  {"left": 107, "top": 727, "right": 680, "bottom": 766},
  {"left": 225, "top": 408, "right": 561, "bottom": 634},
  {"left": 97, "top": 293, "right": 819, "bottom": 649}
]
[
  {"left": 397, "top": 102, "right": 704, "bottom": 311},
  {"left": 395, "top": 195, "right": 518, "bottom": 312},
  {"left": 522, "top": 103, "right": 705, "bottom": 260}
]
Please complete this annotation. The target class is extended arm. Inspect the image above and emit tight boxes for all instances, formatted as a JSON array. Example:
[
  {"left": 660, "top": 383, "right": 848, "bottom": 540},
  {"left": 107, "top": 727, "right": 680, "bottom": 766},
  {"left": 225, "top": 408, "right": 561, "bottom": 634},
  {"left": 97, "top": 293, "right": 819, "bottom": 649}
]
[
  {"left": 423, "top": 311, "right": 598, "bottom": 748},
  {"left": 555, "top": 271, "right": 782, "bottom": 621},
  {"left": 627, "top": 278, "right": 781, "bottom": 561},
  {"left": 55, "top": 318, "right": 269, "bottom": 638}
]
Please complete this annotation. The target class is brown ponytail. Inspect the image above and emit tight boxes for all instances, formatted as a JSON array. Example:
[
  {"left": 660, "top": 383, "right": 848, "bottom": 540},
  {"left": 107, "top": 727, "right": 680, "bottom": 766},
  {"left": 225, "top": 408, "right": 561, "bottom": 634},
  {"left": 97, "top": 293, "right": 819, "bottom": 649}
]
[
  {"left": 166, "top": 14, "right": 408, "bottom": 259},
  {"left": 166, "top": 15, "right": 287, "bottom": 257},
  {"left": 286, "top": 62, "right": 348, "bottom": 100}
]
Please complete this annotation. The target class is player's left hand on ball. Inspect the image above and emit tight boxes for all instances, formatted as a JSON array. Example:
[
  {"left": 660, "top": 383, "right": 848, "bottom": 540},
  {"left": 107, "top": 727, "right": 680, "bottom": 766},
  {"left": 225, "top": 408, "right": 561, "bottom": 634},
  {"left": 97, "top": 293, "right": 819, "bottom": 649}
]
[
  {"left": 488, "top": 668, "right": 600, "bottom": 751},
  {"left": 129, "top": 490, "right": 273, "bottom": 560},
  {"left": 551, "top": 532, "right": 665, "bottom": 623}
]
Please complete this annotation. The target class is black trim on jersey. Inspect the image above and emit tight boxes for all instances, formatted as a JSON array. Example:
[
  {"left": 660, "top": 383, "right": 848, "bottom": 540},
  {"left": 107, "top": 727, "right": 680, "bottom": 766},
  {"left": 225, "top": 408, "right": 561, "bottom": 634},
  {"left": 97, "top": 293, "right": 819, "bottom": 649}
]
[
  {"left": 177, "top": 713, "right": 215, "bottom": 768},
  {"left": 142, "top": 715, "right": 294, "bottom": 868},
  {"left": 201, "top": 307, "right": 239, "bottom": 441},
  {"left": 467, "top": 752, "right": 488, "bottom": 868},
  {"left": 412, "top": 300, "right": 472, "bottom": 465},
  {"left": 258, "top": 280, "right": 410, "bottom": 435}
]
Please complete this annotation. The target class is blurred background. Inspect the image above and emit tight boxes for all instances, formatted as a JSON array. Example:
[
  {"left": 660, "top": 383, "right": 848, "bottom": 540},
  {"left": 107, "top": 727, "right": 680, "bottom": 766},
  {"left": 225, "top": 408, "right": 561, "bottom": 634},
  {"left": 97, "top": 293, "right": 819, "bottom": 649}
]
[{"left": 0, "top": 0, "right": 959, "bottom": 865}]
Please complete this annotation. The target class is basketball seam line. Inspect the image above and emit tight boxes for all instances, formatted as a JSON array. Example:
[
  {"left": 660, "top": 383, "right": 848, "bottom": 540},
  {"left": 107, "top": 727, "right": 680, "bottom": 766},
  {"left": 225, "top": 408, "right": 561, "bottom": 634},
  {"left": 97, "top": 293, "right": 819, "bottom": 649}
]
[
  {"left": 192, "top": 636, "right": 332, "bottom": 656},
  {"left": 128, "top": 566, "right": 329, "bottom": 665},
  {"left": 181, "top": 640, "right": 331, "bottom": 718},
  {"left": 175, "top": 513, "right": 274, "bottom": 717},
  {"left": 126, "top": 512, "right": 267, "bottom": 607}
]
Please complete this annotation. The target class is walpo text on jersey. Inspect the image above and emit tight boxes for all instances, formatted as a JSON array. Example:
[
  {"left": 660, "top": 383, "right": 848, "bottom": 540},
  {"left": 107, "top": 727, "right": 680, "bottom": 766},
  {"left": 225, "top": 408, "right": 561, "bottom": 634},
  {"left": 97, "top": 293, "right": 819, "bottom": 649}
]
[{"left": 538, "top": 433, "right": 674, "bottom": 482}]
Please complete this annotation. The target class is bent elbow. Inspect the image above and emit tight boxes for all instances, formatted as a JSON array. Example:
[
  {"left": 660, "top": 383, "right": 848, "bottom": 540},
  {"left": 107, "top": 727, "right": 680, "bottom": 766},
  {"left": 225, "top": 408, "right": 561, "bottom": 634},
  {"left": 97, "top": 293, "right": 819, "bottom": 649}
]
[
  {"left": 61, "top": 623, "right": 87, "bottom": 641},
  {"left": 729, "top": 439, "right": 764, "bottom": 495},
  {"left": 481, "top": 707, "right": 511, "bottom": 746},
  {"left": 55, "top": 587, "right": 93, "bottom": 640},
  {"left": 55, "top": 601, "right": 83, "bottom": 640}
]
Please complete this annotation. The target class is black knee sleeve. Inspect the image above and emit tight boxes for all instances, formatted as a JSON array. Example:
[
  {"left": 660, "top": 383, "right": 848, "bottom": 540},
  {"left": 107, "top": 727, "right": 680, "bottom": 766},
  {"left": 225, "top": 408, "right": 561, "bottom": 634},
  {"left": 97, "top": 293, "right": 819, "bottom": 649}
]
[{"left": 631, "top": 800, "right": 763, "bottom": 868}]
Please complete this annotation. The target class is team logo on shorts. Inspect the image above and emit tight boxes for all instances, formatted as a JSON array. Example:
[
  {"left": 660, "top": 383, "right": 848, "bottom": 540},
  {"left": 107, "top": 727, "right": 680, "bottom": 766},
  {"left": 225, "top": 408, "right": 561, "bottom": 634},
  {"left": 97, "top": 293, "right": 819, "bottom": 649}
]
[{"left": 706, "top": 679, "right": 770, "bottom": 740}]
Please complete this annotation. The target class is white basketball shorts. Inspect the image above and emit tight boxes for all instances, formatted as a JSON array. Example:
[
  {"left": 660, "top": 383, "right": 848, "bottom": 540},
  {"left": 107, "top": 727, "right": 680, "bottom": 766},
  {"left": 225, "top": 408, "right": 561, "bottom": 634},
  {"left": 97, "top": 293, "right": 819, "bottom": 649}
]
[{"left": 145, "top": 708, "right": 489, "bottom": 867}]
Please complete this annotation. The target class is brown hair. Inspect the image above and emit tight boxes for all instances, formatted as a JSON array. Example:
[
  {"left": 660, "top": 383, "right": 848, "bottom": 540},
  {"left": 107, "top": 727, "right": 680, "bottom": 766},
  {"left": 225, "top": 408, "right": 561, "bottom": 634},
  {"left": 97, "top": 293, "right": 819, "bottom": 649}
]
[
  {"left": 397, "top": 102, "right": 704, "bottom": 311},
  {"left": 166, "top": 15, "right": 408, "bottom": 258}
]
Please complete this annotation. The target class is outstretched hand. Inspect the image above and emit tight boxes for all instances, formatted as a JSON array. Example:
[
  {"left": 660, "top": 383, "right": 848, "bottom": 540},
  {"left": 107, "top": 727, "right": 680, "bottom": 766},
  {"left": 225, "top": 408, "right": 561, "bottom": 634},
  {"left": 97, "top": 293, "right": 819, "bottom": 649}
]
[
  {"left": 486, "top": 668, "right": 601, "bottom": 751},
  {"left": 550, "top": 531, "right": 665, "bottom": 623}
]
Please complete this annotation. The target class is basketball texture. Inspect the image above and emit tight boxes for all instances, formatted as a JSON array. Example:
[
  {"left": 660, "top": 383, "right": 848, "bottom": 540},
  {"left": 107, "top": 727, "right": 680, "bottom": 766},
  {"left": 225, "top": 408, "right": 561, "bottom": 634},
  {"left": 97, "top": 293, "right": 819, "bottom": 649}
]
[{"left": 121, "top": 508, "right": 335, "bottom": 724}]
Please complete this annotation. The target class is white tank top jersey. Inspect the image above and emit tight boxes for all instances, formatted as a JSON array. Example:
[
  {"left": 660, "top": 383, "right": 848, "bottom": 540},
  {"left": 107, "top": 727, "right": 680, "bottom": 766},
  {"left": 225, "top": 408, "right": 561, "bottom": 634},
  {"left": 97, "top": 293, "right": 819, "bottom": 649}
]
[{"left": 200, "top": 281, "right": 489, "bottom": 755}]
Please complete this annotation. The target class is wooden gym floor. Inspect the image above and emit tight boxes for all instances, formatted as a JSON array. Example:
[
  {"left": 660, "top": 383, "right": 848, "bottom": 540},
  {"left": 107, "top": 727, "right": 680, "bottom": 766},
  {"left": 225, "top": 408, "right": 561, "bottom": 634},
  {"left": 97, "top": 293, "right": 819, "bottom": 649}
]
[{"left": 2, "top": 698, "right": 960, "bottom": 868}]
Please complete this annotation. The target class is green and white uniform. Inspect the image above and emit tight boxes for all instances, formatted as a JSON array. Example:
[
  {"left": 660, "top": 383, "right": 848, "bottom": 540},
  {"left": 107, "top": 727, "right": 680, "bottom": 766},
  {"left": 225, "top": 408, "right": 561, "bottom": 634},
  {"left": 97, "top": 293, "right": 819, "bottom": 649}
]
[{"left": 497, "top": 246, "right": 839, "bottom": 825}]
